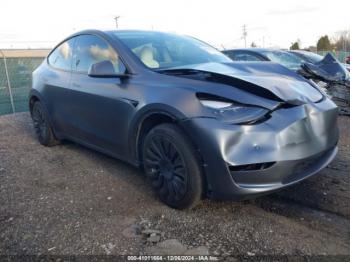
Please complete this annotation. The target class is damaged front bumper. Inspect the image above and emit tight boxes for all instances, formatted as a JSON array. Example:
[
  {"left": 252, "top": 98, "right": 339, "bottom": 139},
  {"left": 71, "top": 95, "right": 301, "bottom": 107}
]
[{"left": 181, "top": 98, "right": 339, "bottom": 200}]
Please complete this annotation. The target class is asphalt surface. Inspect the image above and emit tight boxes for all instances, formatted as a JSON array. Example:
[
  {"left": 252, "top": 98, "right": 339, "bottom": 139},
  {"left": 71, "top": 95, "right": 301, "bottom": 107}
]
[{"left": 0, "top": 113, "right": 349, "bottom": 258}]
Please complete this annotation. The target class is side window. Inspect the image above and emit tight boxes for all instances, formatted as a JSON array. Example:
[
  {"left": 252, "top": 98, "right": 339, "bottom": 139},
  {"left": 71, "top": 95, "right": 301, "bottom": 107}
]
[
  {"left": 233, "top": 52, "right": 262, "bottom": 62},
  {"left": 73, "top": 35, "right": 126, "bottom": 74},
  {"left": 223, "top": 51, "right": 235, "bottom": 60},
  {"left": 48, "top": 38, "right": 75, "bottom": 71}
]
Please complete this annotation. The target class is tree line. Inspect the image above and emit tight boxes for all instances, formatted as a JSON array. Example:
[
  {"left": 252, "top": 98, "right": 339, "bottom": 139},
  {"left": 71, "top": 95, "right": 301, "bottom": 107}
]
[{"left": 290, "top": 31, "right": 350, "bottom": 51}]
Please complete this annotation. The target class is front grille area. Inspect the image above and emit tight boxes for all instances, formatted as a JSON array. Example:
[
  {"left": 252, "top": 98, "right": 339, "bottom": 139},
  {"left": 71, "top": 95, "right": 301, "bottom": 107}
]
[
  {"left": 292, "top": 158, "right": 316, "bottom": 175},
  {"left": 282, "top": 148, "right": 334, "bottom": 185},
  {"left": 229, "top": 162, "right": 276, "bottom": 172}
]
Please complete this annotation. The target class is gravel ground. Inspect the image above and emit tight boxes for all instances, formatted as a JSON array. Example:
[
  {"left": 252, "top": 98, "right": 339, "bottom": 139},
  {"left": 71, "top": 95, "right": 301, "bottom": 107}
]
[{"left": 0, "top": 113, "right": 349, "bottom": 259}]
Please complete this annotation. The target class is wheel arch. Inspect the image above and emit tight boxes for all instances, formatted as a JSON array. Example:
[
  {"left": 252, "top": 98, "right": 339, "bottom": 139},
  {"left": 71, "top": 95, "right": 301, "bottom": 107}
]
[
  {"left": 129, "top": 104, "right": 197, "bottom": 164},
  {"left": 29, "top": 96, "right": 39, "bottom": 115},
  {"left": 130, "top": 107, "right": 180, "bottom": 165},
  {"left": 129, "top": 105, "right": 209, "bottom": 196},
  {"left": 29, "top": 90, "right": 45, "bottom": 115},
  {"left": 28, "top": 90, "right": 59, "bottom": 139}
]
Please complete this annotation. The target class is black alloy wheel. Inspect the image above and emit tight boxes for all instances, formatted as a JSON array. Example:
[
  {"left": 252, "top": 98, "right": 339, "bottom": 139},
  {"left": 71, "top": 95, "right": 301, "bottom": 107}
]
[
  {"left": 31, "top": 101, "right": 60, "bottom": 146},
  {"left": 143, "top": 123, "right": 203, "bottom": 209}
]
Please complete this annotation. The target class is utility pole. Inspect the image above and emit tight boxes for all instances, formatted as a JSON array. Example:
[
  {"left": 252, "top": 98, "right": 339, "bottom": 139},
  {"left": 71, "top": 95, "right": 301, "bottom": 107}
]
[
  {"left": 242, "top": 24, "right": 247, "bottom": 48},
  {"left": 114, "top": 16, "right": 120, "bottom": 29},
  {"left": 262, "top": 36, "right": 265, "bottom": 48}
]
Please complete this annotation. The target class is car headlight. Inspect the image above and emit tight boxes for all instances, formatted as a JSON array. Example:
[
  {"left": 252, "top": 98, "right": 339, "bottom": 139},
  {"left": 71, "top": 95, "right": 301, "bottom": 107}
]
[{"left": 199, "top": 99, "right": 269, "bottom": 124}]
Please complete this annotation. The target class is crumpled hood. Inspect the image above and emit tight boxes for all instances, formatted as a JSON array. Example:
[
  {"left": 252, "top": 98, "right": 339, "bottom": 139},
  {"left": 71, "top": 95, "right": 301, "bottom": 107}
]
[
  {"left": 171, "top": 62, "right": 323, "bottom": 104},
  {"left": 301, "top": 53, "right": 350, "bottom": 88},
  {"left": 301, "top": 53, "right": 350, "bottom": 84}
]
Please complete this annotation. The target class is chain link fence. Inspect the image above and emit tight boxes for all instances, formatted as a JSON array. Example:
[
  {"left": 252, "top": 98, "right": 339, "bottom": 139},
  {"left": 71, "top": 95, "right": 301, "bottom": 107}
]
[{"left": 0, "top": 50, "right": 47, "bottom": 116}]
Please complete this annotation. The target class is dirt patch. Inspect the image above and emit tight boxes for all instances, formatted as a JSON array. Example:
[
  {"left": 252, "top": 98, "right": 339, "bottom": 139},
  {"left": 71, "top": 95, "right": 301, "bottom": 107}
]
[{"left": 0, "top": 113, "right": 349, "bottom": 256}]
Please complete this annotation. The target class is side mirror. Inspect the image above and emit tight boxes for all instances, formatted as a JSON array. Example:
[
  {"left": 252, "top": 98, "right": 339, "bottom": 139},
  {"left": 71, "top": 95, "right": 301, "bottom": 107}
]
[{"left": 88, "top": 60, "right": 129, "bottom": 78}]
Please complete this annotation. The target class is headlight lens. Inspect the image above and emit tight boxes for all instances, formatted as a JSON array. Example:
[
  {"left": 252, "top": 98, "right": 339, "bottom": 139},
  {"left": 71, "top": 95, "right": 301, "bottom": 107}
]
[
  {"left": 200, "top": 99, "right": 269, "bottom": 124},
  {"left": 199, "top": 100, "right": 232, "bottom": 109}
]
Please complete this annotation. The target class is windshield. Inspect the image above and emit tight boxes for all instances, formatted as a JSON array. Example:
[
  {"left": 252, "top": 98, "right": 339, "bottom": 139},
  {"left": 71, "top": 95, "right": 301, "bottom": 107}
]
[
  {"left": 262, "top": 50, "right": 304, "bottom": 71},
  {"left": 112, "top": 31, "right": 232, "bottom": 69}
]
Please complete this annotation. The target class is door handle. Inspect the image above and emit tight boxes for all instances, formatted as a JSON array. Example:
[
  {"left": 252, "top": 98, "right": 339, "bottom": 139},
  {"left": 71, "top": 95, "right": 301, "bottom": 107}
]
[{"left": 72, "top": 83, "right": 81, "bottom": 88}]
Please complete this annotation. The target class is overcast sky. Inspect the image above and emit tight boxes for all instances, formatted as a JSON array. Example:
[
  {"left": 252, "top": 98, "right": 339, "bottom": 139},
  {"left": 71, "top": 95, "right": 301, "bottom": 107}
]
[{"left": 0, "top": 0, "right": 348, "bottom": 49}]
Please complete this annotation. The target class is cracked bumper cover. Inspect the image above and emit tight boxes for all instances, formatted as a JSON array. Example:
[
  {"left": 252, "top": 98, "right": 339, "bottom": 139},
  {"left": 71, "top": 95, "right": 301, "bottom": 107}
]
[{"left": 181, "top": 98, "right": 339, "bottom": 200}]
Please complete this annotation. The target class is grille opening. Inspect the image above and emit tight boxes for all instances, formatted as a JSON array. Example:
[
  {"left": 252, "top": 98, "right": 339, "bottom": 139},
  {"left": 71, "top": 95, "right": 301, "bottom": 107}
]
[{"left": 229, "top": 162, "right": 276, "bottom": 172}]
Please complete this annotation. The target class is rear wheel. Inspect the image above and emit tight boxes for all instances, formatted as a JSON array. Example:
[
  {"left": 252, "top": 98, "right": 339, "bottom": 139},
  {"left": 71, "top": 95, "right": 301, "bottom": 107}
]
[
  {"left": 143, "top": 123, "right": 203, "bottom": 209},
  {"left": 31, "top": 101, "right": 60, "bottom": 146}
]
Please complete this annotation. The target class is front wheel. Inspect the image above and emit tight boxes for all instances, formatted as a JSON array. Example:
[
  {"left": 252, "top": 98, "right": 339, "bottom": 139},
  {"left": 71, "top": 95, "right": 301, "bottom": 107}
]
[
  {"left": 31, "top": 101, "right": 60, "bottom": 147},
  {"left": 143, "top": 123, "right": 203, "bottom": 209}
]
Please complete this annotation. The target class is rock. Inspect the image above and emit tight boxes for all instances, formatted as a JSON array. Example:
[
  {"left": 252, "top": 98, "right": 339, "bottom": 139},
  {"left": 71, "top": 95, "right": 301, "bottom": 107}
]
[
  {"left": 121, "top": 216, "right": 137, "bottom": 227},
  {"left": 157, "top": 239, "right": 186, "bottom": 250},
  {"left": 145, "top": 239, "right": 187, "bottom": 255},
  {"left": 139, "top": 219, "right": 150, "bottom": 226},
  {"left": 142, "top": 229, "right": 161, "bottom": 235},
  {"left": 122, "top": 224, "right": 141, "bottom": 238},
  {"left": 147, "top": 233, "right": 161, "bottom": 243},
  {"left": 101, "top": 243, "right": 116, "bottom": 255},
  {"left": 247, "top": 251, "right": 255, "bottom": 256},
  {"left": 22, "top": 234, "right": 31, "bottom": 240},
  {"left": 213, "top": 250, "right": 220, "bottom": 256},
  {"left": 184, "top": 246, "right": 209, "bottom": 255}
]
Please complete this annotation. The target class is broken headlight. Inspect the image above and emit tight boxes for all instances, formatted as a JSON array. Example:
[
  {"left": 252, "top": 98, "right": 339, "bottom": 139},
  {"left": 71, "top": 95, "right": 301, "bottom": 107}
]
[{"left": 200, "top": 100, "right": 269, "bottom": 124}]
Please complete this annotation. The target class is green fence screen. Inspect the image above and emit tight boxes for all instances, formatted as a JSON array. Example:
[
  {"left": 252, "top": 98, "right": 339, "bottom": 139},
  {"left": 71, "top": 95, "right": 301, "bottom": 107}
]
[{"left": 0, "top": 56, "right": 45, "bottom": 115}]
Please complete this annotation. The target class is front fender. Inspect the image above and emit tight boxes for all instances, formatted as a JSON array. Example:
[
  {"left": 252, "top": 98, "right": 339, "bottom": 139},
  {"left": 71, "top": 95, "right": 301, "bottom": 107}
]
[{"left": 127, "top": 103, "right": 187, "bottom": 164}]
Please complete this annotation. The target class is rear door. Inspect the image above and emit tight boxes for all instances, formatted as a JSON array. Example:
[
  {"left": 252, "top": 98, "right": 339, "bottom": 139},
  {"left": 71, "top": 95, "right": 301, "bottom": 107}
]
[
  {"left": 68, "top": 34, "right": 136, "bottom": 159},
  {"left": 45, "top": 37, "right": 76, "bottom": 134}
]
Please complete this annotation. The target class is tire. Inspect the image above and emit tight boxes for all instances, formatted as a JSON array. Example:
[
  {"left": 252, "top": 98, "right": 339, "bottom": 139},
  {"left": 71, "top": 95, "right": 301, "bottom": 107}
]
[
  {"left": 142, "top": 123, "right": 203, "bottom": 209},
  {"left": 31, "top": 101, "right": 60, "bottom": 147}
]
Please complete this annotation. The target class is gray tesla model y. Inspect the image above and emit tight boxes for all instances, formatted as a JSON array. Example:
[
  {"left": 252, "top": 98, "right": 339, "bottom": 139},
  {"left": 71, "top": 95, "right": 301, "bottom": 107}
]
[{"left": 30, "top": 30, "right": 339, "bottom": 209}]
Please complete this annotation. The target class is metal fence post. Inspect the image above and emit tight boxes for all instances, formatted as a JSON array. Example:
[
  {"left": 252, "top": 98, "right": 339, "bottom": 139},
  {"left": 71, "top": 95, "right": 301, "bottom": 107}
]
[{"left": 0, "top": 49, "right": 16, "bottom": 114}]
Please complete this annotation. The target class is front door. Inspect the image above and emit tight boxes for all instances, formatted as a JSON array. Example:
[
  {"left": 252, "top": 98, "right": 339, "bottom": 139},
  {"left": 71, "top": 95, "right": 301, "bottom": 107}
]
[{"left": 67, "top": 34, "right": 136, "bottom": 159}]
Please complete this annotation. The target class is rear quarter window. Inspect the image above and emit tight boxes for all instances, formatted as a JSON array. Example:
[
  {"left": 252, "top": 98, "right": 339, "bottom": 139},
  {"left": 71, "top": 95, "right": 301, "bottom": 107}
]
[{"left": 48, "top": 38, "right": 75, "bottom": 71}]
